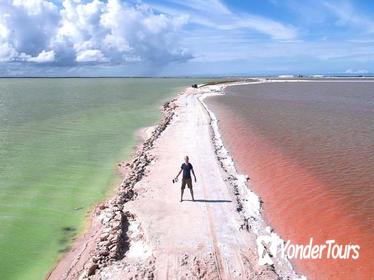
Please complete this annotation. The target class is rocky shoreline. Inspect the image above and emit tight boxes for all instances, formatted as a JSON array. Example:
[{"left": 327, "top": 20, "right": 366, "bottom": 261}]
[
  {"left": 46, "top": 95, "right": 180, "bottom": 280},
  {"left": 83, "top": 98, "right": 179, "bottom": 278}
]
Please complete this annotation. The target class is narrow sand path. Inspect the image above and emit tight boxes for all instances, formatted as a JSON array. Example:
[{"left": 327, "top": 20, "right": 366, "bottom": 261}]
[{"left": 102, "top": 88, "right": 278, "bottom": 279}]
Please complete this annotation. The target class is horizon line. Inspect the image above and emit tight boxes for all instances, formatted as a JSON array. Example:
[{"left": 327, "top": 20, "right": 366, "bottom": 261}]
[{"left": 1, "top": 74, "right": 374, "bottom": 79}]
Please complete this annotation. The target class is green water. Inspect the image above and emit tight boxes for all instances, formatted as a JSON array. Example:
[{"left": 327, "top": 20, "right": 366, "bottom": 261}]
[{"left": 0, "top": 78, "right": 203, "bottom": 279}]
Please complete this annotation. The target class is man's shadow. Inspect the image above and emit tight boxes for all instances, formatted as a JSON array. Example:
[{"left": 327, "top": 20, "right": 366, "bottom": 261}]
[{"left": 184, "top": 199, "right": 232, "bottom": 203}]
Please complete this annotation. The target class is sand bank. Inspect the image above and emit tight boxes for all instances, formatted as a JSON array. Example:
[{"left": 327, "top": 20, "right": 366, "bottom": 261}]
[{"left": 47, "top": 82, "right": 304, "bottom": 279}]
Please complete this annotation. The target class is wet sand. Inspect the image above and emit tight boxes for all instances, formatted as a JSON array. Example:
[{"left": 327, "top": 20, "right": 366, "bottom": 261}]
[{"left": 206, "top": 81, "right": 374, "bottom": 279}]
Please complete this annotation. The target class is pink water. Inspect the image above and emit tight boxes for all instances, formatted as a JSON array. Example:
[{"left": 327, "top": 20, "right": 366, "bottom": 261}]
[{"left": 206, "top": 82, "right": 374, "bottom": 279}]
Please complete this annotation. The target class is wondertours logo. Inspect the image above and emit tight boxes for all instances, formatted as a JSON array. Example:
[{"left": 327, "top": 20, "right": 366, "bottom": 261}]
[{"left": 256, "top": 235, "right": 360, "bottom": 265}]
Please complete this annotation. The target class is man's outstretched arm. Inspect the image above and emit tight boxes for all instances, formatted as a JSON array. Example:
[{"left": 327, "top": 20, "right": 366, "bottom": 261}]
[
  {"left": 192, "top": 169, "right": 197, "bottom": 182},
  {"left": 175, "top": 169, "right": 182, "bottom": 179}
]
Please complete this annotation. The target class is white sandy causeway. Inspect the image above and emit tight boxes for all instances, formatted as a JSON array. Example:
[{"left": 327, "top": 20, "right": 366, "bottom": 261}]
[
  {"left": 48, "top": 82, "right": 304, "bottom": 280},
  {"left": 96, "top": 85, "right": 301, "bottom": 279},
  {"left": 50, "top": 78, "right": 370, "bottom": 279}
]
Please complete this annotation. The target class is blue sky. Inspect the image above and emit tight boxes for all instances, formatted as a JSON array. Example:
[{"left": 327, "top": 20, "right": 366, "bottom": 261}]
[{"left": 1, "top": 0, "right": 374, "bottom": 76}]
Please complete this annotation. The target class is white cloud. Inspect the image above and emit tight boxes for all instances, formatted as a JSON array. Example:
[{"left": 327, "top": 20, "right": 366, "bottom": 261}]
[
  {"left": 345, "top": 68, "right": 368, "bottom": 74},
  {"left": 76, "top": 49, "right": 107, "bottom": 62},
  {"left": 154, "top": 0, "right": 297, "bottom": 40},
  {"left": 0, "top": 42, "right": 17, "bottom": 61},
  {"left": 1, "top": 0, "right": 373, "bottom": 76},
  {"left": 27, "top": 50, "right": 55, "bottom": 63},
  {"left": 218, "top": 14, "right": 297, "bottom": 40},
  {"left": 0, "top": 0, "right": 190, "bottom": 65},
  {"left": 324, "top": 0, "right": 374, "bottom": 33},
  {"left": 166, "top": 0, "right": 231, "bottom": 16},
  {"left": 0, "top": 0, "right": 59, "bottom": 58},
  {"left": 11, "top": 0, "right": 57, "bottom": 15}
]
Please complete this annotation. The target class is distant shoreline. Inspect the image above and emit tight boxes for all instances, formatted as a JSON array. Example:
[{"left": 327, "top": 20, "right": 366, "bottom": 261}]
[{"left": 2, "top": 75, "right": 374, "bottom": 79}]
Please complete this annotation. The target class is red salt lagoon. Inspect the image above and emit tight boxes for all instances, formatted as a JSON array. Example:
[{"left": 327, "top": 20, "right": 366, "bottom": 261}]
[{"left": 206, "top": 81, "right": 374, "bottom": 279}]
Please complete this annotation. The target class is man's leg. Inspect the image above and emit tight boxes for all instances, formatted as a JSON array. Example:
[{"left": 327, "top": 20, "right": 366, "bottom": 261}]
[
  {"left": 188, "top": 179, "right": 194, "bottom": 201},
  {"left": 181, "top": 179, "right": 186, "bottom": 202},
  {"left": 190, "top": 188, "right": 194, "bottom": 201}
]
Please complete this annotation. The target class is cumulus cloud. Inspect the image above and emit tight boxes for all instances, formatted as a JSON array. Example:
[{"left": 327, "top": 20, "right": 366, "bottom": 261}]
[
  {"left": 0, "top": 0, "right": 59, "bottom": 62},
  {"left": 76, "top": 49, "right": 107, "bottom": 63},
  {"left": 27, "top": 50, "right": 55, "bottom": 63},
  {"left": 0, "top": 0, "right": 191, "bottom": 66}
]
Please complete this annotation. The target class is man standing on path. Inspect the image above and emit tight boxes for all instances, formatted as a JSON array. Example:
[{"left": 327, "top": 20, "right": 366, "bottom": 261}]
[{"left": 174, "top": 156, "right": 196, "bottom": 202}]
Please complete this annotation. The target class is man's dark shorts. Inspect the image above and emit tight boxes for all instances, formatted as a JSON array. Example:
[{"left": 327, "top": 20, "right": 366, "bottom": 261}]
[{"left": 181, "top": 178, "right": 193, "bottom": 190}]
